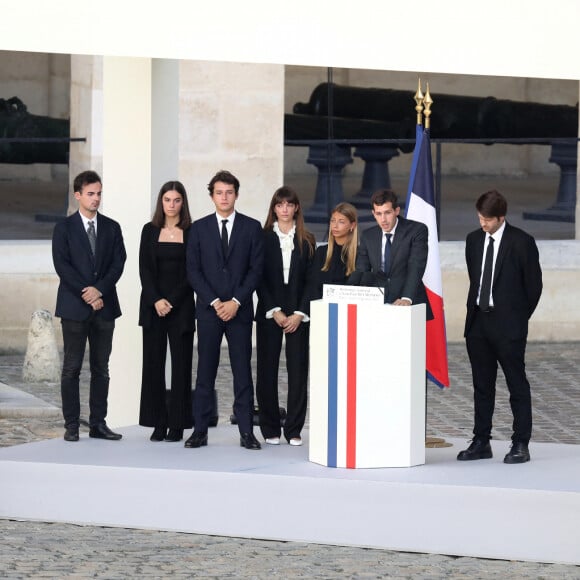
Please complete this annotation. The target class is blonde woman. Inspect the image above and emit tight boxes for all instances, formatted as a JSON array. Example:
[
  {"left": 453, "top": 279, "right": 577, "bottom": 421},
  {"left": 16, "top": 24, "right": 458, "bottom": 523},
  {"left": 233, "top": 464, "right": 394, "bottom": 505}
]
[{"left": 308, "top": 202, "right": 359, "bottom": 301}]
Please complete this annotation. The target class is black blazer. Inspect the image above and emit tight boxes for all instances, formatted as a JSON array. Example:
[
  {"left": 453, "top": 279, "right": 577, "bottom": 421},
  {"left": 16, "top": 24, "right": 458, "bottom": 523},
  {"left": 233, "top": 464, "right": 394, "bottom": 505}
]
[
  {"left": 256, "top": 229, "right": 314, "bottom": 320},
  {"left": 52, "top": 211, "right": 126, "bottom": 321},
  {"left": 465, "top": 222, "right": 542, "bottom": 340},
  {"left": 354, "top": 217, "right": 433, "bottom": 318},
  {"left": 138, "top": 222, "right": 195, "bottom": 333},
  {"left": 186, "top": 212, "right": 264, "bottom": 323}
]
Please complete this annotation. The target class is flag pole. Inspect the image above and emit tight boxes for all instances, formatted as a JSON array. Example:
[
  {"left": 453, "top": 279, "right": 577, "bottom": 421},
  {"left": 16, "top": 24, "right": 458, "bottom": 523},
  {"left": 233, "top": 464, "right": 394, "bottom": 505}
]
[
  {"left": 421, "top": 83, "right": 451, "bottom": 449},
  {"left": 423, "top": 82, "right": 433, "bottom": 130},
  {"left": 414, "top": 78, "right": 424, "bottom": 126}
]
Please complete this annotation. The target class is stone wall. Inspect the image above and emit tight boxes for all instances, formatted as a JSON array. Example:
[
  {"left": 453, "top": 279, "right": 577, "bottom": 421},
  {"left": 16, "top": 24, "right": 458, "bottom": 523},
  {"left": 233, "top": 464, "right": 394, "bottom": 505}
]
[{"left": 1, "top": 240, "right": 579, "bottom": 353}]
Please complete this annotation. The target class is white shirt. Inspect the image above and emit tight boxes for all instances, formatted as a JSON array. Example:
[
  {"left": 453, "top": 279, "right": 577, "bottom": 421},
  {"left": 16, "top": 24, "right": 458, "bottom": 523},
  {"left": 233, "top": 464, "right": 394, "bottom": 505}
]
[
  {"left": 477, "top": 220, "right": 506, "bottom": 307},
  {"left": 381, "top": 219, "right": 398, "bottom": 258},
  {"left": 265, "top": 221, "right": 309, "bottom": 322},
  {"left": 211, "top": 211, "right": 239, "bottom": 306},
  {"left": 215, "top": 210, "right": 235, "bottom": 237},
  {"left": 273, "top": 221, "right": 295, "bottom": 284},
  {"left": 79, "top": 212, "right": 98, "bottom": 234}
]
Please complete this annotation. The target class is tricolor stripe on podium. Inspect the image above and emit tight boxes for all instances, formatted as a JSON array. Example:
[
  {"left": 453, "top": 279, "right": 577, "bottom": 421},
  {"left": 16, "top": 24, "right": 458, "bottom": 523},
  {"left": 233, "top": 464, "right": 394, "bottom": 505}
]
[
  {"left": 326, "top": 302, "right": 358, "bottom": 468},
  {"left": 309, "top": 298, "right": 426, "bottom": 468}
]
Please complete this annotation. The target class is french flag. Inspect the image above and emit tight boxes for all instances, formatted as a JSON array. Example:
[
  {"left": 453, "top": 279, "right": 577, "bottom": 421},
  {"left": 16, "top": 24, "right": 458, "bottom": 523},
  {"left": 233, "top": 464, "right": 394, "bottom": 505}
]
[{"left": 405, "top": 125, "right": 450, "bottom": 388}]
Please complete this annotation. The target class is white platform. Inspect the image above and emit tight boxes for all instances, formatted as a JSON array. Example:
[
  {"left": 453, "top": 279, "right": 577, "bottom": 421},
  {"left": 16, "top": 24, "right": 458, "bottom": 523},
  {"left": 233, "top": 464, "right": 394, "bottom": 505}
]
[{"left": 1, "top": 425, "right": 579, "bottom": 565}]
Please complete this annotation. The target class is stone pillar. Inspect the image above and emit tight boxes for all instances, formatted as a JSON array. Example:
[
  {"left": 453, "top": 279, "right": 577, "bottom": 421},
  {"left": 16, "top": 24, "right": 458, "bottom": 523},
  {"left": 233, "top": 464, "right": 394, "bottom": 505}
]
[
  {"left": 102, "top": 57, "right": 153, "bottom": 428},
  {"left": 69, "top": 55, "right": 103, "bottom": 214},
  {"left": 304, "top": 144, "right": 353, "bottom": 222},
  {"left": 22, "top": 309, "right": 60, "bottom": 383},
  {"left": 349, "top": 145, "right": 400, "bottom": 208},
  {"left": 151, "top": 59, "right": 180, "bottom": 201},
  {"left": 178, "top": 60, "right": 284, "bottom": 221}
]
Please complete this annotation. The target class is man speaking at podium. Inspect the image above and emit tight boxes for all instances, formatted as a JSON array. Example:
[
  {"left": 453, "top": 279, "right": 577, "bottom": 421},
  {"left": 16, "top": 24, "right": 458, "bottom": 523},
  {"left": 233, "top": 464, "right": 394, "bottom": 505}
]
[{"left": 352, "top": 189, "right": 432, "bottom": 319}]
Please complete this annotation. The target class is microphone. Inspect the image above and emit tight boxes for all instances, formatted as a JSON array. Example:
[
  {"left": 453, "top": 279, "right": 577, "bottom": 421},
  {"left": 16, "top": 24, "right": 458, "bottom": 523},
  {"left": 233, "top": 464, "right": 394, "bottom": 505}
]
[{"left": 347, "top": 271, "right": 363, "bottom": 285}]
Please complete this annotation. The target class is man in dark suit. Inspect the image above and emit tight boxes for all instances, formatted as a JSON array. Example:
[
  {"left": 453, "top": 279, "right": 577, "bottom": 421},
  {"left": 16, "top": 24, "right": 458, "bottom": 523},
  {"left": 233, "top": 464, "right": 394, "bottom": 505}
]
[
  {"left": 354, "top": 189, "right": 432, "bottom": 317},
  {"left": 458, "top": 190, "right": 542, "bottom": 464},
  {"left": 185, "top": 170, "right": 264, "bottom": 450},
  {"left": 52, "top": 170, "right": 126, "bottom": 442}
]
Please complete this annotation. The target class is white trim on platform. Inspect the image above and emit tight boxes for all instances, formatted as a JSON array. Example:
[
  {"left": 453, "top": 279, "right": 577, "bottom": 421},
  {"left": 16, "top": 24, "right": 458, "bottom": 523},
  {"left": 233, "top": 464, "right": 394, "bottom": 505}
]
[{"left": 1, "top": 425, "right": 579, "bottom": 565}]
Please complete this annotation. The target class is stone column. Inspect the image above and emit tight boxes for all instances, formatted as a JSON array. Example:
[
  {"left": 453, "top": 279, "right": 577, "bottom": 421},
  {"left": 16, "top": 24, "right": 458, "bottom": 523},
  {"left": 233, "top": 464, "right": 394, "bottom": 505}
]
[
  {"left": 69, "top": 55, "right": 103, "bottom": 214},
  {"left": 178, "top": 60, "right": 284, "bottom": 221},
  {"left": 102, "top": 57, "right": 153, "bottom": 428}
]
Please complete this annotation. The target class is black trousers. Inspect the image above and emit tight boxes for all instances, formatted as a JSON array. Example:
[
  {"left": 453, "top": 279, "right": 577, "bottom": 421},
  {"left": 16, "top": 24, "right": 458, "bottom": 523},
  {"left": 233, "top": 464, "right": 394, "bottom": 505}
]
[
  {"left": 256, "top": 319, "right": 309, "bottom": 440},
  {"left": 193, "top": 318, "right": 254, "bottom": 434},
  {"left": 139, "top": 314, "right": 194, "bottom": 429},
  {"left": 60, "top": 315, "right": 115, "bottom": 429},
  {"left": 465, "top": 310, "right": 532, "bottom": 443}
]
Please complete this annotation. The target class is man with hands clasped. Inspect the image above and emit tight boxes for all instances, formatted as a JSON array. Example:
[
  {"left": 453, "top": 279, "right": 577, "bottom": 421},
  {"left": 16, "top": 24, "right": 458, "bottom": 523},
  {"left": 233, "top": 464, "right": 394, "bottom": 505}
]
[
  {"left": 52, "top": 170, "right": 126, "bottom": 442},
  {"left": 185, "top": 170, "right": 264, "bottom": 450}
]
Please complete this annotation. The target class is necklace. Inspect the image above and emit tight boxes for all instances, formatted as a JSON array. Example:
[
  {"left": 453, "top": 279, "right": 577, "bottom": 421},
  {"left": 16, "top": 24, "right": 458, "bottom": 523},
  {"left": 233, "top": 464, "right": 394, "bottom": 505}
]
[{"left": 164, "top": 224, "right": 179, "bottom": 239}]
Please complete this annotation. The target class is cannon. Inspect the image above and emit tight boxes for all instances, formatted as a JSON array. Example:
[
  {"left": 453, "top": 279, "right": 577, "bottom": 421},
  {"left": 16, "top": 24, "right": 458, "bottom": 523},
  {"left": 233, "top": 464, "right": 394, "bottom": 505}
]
[
  {"left": 287, "top": 83, "right": 579, "bottom": 222},
  {"left": 0, "top": 96, "right": 70, "bottom": 164},
  {"left": 293, "top": 82, "right": 578, "bottom": 140}
]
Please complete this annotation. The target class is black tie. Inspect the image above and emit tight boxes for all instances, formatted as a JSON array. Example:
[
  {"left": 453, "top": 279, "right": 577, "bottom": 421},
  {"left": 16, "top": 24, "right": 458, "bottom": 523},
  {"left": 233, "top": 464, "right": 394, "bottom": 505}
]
[
  {"left": 381, "top": 233, "right": 392, "bottom": 273},
  {"left": 87, "top": 220, "right": 96, "bottom": 256},
  {"left": 479, "top": 236, "right": 494, "bottom": 311},
  {"left": 221, "top": 219, "right": 229, "bottom": 258}
]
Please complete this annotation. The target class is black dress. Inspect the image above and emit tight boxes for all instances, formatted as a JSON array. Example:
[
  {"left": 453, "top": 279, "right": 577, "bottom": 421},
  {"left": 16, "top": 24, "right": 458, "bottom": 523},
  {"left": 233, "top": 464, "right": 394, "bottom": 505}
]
[
  {"left": 308, "top": 243, "right": 349, "bottom": 301},
  {"left": 139, "top": 224, "right": 195, "bottom": 430}
]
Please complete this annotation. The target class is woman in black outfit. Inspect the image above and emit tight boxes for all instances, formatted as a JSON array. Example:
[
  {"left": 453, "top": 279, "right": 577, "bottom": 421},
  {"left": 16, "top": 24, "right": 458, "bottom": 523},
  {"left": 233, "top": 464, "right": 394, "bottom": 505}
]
[
  {"left": 309, "top": 202, "right": 359, "bottom": 300},
  {"left": 256, "top": 186, "right": 316, "bottom": 446},
  {"left": 138, "top": 181, "right": 195, "bottom": 442}
]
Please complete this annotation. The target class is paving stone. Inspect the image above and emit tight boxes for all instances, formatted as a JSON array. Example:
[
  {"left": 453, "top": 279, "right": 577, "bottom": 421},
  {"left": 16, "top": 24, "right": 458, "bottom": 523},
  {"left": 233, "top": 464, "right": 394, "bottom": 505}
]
[{"left": 1, "top": 344, "right": 580, "bottom": 578}]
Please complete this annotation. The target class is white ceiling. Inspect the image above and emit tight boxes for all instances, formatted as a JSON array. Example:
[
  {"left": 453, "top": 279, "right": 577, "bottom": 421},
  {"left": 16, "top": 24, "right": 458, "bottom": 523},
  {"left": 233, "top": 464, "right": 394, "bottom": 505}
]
[{"left": 1, "top": 0, "right": 579, "bottom": 80}]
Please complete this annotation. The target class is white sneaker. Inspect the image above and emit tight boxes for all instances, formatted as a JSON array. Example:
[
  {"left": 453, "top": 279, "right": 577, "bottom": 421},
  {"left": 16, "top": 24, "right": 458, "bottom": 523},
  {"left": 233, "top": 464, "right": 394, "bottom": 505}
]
[
  {"left": 289, "top": 437, "right": 303, "bottom": 446},
  {"left": 265, "top": 437, "right": 280, "bottom": 445}
]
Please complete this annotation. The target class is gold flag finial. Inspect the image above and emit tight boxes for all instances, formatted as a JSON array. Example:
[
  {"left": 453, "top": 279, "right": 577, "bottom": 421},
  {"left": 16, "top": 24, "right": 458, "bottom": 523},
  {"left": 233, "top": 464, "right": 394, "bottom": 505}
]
[
  {"left": 423, "top": 82, "right": 433, "bottom": 130},
  {"left": 414, "top": 78, "right": 424, "bottom": 125}
]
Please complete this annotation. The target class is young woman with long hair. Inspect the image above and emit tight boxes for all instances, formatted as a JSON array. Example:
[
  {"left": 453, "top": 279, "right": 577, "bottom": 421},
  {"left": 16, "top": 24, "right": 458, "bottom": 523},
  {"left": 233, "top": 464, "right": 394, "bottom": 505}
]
[{"left": 255, "top": 186, "right": 316, "bottom": 446}]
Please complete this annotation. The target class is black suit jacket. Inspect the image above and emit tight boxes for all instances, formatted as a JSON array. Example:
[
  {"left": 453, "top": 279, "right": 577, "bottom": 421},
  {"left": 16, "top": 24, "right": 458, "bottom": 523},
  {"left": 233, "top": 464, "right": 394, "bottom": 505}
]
[
  {"left": 465, "top": 222, "right": 542, "bottom": 340},
  {"left": 354, "top": 217, "right": 432, "bottom": 318},
  {"left": 138, "top": 222, "right": 195, "bottom": 333},
  {"left": 256, "top": 229, "right": 314, "bottom": 320},
  {"left": 52, "top": 211, "right": 126, "bottom": 321},
  {"left": 186, "top": 212, "right": 264, "bottom": 323}
]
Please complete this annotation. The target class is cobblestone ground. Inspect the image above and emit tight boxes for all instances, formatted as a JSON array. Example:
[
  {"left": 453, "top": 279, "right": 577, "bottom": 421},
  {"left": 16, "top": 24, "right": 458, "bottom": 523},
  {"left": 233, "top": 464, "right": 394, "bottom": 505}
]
[{"left": 1, "top": 343, "right": 580, "bottom": 578}]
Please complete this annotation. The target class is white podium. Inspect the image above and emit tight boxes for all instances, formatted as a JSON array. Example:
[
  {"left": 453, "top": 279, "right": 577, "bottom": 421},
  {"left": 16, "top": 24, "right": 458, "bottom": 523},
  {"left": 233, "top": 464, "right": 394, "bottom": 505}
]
[{"left": 309, "top": 287, "right": 426, "bottom": 468}]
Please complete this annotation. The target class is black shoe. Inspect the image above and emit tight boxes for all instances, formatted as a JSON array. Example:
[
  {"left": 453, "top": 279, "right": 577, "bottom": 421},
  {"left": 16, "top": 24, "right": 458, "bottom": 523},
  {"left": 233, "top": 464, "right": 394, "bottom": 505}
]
[
  {"left": 184, "top": 431, "right": 207, "bottom": 448},
  {"left": 240, "top": 432, "right": 261, "bottom": 450},
  {"left": 504, "top": 441, "right": 530, "bottom": 464},
  {"left": 150, "top": 427, "right": 167, "bottom": 442},
  {"left": 457, "top": 438, "right": 492, "bottom": 461},
  {"left": 89, "top": 424, "right": 122, "bottom": 441},
  {"left": 64, "top": 427, "right": 79, "bottom": 442},
  {"left": 165, "top": 428, "right": 183, "bottom": 442}
]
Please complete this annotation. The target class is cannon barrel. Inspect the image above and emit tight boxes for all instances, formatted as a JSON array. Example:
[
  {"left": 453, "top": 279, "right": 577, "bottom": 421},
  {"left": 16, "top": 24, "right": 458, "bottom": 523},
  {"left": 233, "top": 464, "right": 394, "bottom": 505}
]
[
  {"left": 0, "top": 97, "right": 70, "bottom": 164},
  {"left": 284, "top": 113, "right": 416, "bottom": 152},
  {"left": 293, "top": 83, "right": 578, "bottom": 139},
  {"left": 290, "top": 83, "right": 579, "bottom": 222}
]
